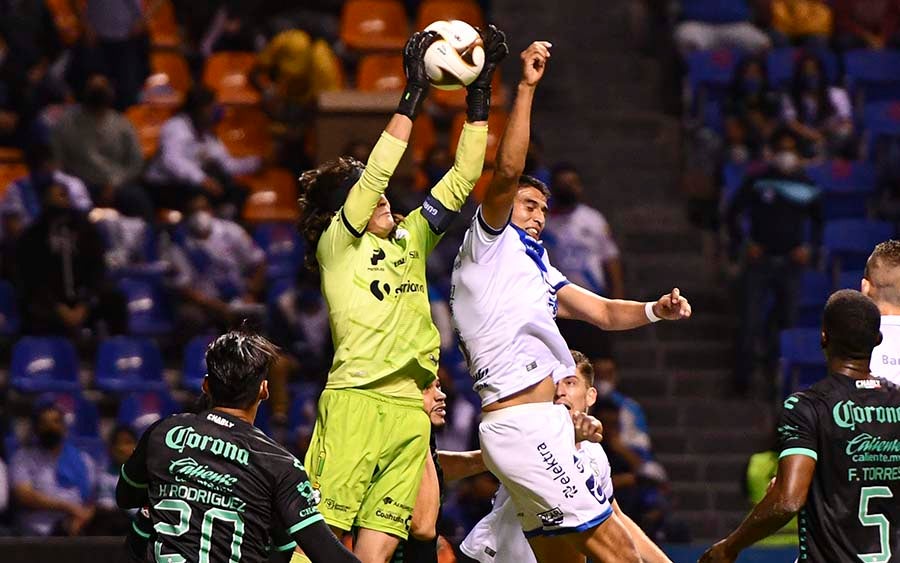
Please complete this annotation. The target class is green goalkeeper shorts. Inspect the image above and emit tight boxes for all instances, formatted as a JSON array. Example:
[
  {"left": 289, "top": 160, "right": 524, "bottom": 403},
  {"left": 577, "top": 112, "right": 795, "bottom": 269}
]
[{"left": 305, "top": 388, "right": 430, "bottom": 539}]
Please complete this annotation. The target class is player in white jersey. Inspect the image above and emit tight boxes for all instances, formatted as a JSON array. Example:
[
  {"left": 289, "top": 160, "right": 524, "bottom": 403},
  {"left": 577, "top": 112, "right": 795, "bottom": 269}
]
[
  {"left": 449, "top": 42, "right": 691, "bottom": 563},
  {"left": 460, "top": 351, "right": 672, "bottom": 563},
  {"left": 861, "top": 240, "right": 900, "bottom": 385}
]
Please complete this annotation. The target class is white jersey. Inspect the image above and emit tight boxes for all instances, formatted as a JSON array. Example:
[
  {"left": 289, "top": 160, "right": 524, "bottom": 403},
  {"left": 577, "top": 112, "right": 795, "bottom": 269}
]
[
  {"left": 871, "top": 315, "right": 900, "bottom": 386},
  {"left": 460, "top": 441, "right": 614, "bottom": 563},
  {"left": 542, "top": 204, "right": 620, "bottom": 295},
  {"left": 450, "top": 208, "right": 575, "bottom": 406}
]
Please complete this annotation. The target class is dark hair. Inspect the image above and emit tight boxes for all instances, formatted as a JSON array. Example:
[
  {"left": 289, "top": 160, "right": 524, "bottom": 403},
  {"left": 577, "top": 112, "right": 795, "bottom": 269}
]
[
  {"left": 865, "top": 240, "right": 900, "bottom": 306},
  {"left": 790, "top": 53, "right": 835, "bottom": 125},
  {"left": 109, "top": 424, "right": 137, "bottom": 443},
  {"left": 181, "top": 85, "right": 216, "bottom": 117},
  {"left": 570, "top": 349, "right": 594, "bottom": 386},
  {"left": 32, "top": 398, "right": 62, "bottom": 425},
  {"left": 297, "top": 156, "right": 365, "bottom": 271},
  {"left": 823, "top": 290, "right": 882, "bottom": 360},
  {"left": 518, "top": 174, "right": 552, "bottom": 199},
  {"left": 205, "top": 331, "right": 279, "bottom": 409},
  {"left": 550, "top": 161, "right": 579, "bottom": 182}
]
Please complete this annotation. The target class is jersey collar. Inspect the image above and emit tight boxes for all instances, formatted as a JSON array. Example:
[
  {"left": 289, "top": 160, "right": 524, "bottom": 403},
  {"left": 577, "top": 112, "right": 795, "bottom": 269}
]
[{"left": 511, "top": 224, "right": 547, "bottom": 273}]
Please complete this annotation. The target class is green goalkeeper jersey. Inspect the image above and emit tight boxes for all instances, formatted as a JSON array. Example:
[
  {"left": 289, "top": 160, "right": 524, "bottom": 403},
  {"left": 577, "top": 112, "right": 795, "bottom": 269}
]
[{"left": 317, "top": 123, "right": 487, "bottom": 400}]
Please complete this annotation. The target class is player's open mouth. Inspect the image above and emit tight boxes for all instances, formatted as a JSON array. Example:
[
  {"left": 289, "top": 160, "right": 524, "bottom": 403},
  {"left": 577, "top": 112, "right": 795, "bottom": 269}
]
[
  {"left": 558, "top": 402, "right": 572, "bottom": 410},
  {"left": 526, "top": 227, "right": 539, "bottom": 237},
  {"left": 433, "top": 406, "right": 446, "bottom": 415}
]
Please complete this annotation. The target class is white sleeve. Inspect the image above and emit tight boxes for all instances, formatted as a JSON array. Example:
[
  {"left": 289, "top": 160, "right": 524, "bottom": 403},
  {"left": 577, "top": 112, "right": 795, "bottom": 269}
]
[
  {"left": 58, "top": 173, "right": 93, "bottom": 211},
  {"left": 829, "top": 87, "right": 853, "bottom": 120},
  {"left": 158, "top": 118, "right": 208, "bottom": 185},
  {"left": 206, "top": 137, "right": 261, "bottom": 176},
  {"left": 461, "top": 205, "right": 510, "bottom": 265}
]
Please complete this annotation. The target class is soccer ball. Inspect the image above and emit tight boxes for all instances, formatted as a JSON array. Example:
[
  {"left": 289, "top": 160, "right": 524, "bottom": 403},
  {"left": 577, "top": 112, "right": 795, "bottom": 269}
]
[{"left": 423, "top": 20, "right": 485, "bottom": 90}]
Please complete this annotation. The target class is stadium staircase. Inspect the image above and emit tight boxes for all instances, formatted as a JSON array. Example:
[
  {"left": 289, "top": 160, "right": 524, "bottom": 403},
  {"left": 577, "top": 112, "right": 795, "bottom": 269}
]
[{"left": 494, "top": 0, "right": 771, "bottom": 541}]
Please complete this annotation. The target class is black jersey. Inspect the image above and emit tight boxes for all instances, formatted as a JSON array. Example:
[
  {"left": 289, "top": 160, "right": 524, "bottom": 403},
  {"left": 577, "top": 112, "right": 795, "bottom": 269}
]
[
  {"left": 777, "top": 374, "right": 900, "bottom": 562},
  {"left": 120, "top": 410, "right": 322, "bottom": 563}
]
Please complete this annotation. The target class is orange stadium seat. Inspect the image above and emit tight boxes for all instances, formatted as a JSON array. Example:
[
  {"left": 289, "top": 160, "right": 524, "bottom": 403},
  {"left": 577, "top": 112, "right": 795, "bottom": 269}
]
[
  {"left": 450, "top": 109, "right": 507, "bottom": 164},
  {"left": 411, "top": 112, "right": 436, "bottom": 164},
  {"left": 416, "top": 0, "right": 485, "bottom": 31},
  {"left": 340, "top": 0, "right": 409, "bottom": 51},
  {"left": 471, "top": 166, "right": 493, "bottom": 202},
  {"left": 0, "top": 147, "right": 24, "bottom": 163},
  {"left": 241, "top": 168, "right": 299, "bottom": 223},
  {"left": 215, "top": 105, "right": 272, "bottom": 158},
  {"left": 203, "top": 52, "right": 261, "bottom": 105},
  {"left": 143, "top": 51, "right": 192, "bottom": 104},
  {"left": 356, "top": 54, "right": 405, "bottom": 92},
  {"left": 431, "top": 69, "right": 502, "bottom": 110},
  {"left": 145, "top": 0, "right": 180, "bottom": 48},
  {"left": 0, "top": 163, "right": 28, "bottom": 198},
  {"left": 125, "top": 104, "right": 176, "bottom": 159},
  {"left": 45, "top": 0, "right": 83, "bottom": 46}
]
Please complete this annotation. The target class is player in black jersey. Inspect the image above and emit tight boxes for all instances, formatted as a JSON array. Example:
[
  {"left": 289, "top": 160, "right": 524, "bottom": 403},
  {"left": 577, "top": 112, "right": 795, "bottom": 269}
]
[
  {"left": 116, "top": 331, "right": 361, "bottom": 563},
  {"left": 701, "top": 290, "right": 900, "bottom": 563}
]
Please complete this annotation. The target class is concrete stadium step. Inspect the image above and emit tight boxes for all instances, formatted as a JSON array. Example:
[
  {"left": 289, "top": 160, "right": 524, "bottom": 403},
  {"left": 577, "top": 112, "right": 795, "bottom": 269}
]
[
  {"left": 651, "top": 427, "right": 769, "bottom": 456},
  {"left": 640, "top": 399, "right": 771, "bottom": 430},
  {"left": 621, "top": 230, "right": 704, "bottom": 255},
  {"left": 657, "top": 454, "right": 748, "bottom": 484},
  {"left": 670, "top": 482, "right": 746, "bottom": 513},
  {"left": 672, "top": 510, "right": 749, "bottom": 542}
]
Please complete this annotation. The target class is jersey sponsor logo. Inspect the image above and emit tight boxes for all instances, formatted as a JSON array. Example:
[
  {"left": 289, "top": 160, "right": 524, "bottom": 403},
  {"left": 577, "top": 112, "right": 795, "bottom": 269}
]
[
  {"left": 536, "top": 442, "right": 578, "bottom": 499},
  {"left": 322, "top": 498, "right": 351, "bottom": 513},
  {"left": 169, "top": 457, "right": 239, "bottom": 490},
  {"left": 371, "top": 248, "right": 386, "bottom": 266},
  {"left": 846, "top": 433, "right": 900, "bottom": 456},
  {"left": 164, "top": 425, "right": 250, "bottom": 466},
  {"left": 536, "top": 506, "right": 564, "bottom": 527},
  {"left": 393, "top": 257, "right": 407, "bottom": 267},
  {"left": 368, "top": 279, "right": 425, "bottom": 301},
  {"left": 370, "top": 280, "right": 391, "bottom": 301},
  {"left": 382, "top": 496, "right": 414, "bottom": 512},
  {"left": 205, "top": 413, "right": 234, "bottom": 428},
  {"left": 297, "top": 480, "right": 321, "bottom": 506},
  {"left": 858, "top": 379, "right": 884, "bottom": 389},
  {"left": 880, "top": 354, "right": 900, "bottom": 366},
  {"left": 374, "top": 508, "right": 411, "bottom": 527},
  {"left": 833, "top": 400, "right": 900, "bottom": 431}
]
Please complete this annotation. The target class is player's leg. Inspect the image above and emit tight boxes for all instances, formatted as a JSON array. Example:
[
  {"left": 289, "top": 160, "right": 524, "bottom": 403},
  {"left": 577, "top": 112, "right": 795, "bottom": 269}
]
[{"left": 354, "top": 392, "right": 431, "bottom": 563}]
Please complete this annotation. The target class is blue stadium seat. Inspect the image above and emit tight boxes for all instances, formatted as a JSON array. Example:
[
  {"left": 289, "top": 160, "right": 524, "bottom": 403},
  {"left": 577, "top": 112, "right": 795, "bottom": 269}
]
[
  {"left": 10, "top": 337, "right": 80, "bottom": 393},
  {"left": 70, "top": 436, "right": 107, "bottom": 466},
  {"left": 680, "top": 0, "right": 750, "bottom": 23},
  {"left": 95, "top": 336, "right": 166, "bottom": 393},
  {"left": 182, "top": 335, "right": 216, "bottom": 390},
  {"left": 795, "top": 270, "right": 830, "bottom": 328},
  {"left": 823, "top": 219, "right": 895, "bottom": 272},
  {"left": 117, "top": 390, "right": 179, "bottom": 434},
  {"left": 687, "top": 49, "right": 739, "bottom": 107},
  {"left": 844, "top": 50, "right": 900, "bottom": 103},
  {"left": 780, "top": 328, "right": 827, "bottom": 395},
  {"left": 36, "top": 391, "right": 100, "bottom": 438},
  {"left": 0, "top": 279, "right": 20, "bottom": 336},
  {"left": 863, "top": 100, "right": 900, "bottom": 139},
  {"left": 255, "top": 399, "right": 272, "bottom": 437},
  {"left": 835, "top": 269, "right": 864, "bottom": 291},
  {"left": 253, "top": 222, "right": 304, "bottom": 281},
  {"left": 721, "top": 161, "right": 747, "bottom": 210},
  {"left": 806, "top": 160, "right": 876, "bottom": 220},
  {"left": 767, "top": 48, "right": 839, "bottom": 90},
  {"left": 119, "top": 276, "right": 174, "bottom": 337}
]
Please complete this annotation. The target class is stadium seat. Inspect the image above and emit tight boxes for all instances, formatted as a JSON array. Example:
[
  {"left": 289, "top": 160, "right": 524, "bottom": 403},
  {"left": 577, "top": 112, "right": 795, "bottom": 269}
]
[
  {"left": 215, "top": 105, "right": 272, "bottom": 158},
  {"left": 780, "top": 328, "right": 827, "bottom": 395},
  {"left": 119, "top": 276, "right": 174, "bottom": 337},
  {"left": 203, "top": 52, "right": 260, "bottom": 105},
  {"left": 806, "top": 160, "right": 876, "bottom": 220},
  {"left": 340, "top": 0, "right": 409, "bottom": 52},
  {"left": 835, "top": 269, "right": 864, "bottom": 291},
  {"left": 680, "top": 0, "right": 751, "bottom": 23},
  {"left": 0, "top": 280, "right": 20, "bottom": 336},
  {"left": 356, "top": 54, "right": 405, "bottom": 92},
  {"left": 686, "top": 49, "right": 739, "bottom": 103},
  {"left": 253, "top": 222, "right": 304, "bottom": 281},
  {"left": 823, "top": 219, "right": 895, "bottom": 273},
  {"left": 117, "top": 390, "right": 178, "bottom": 434},
  {"left": 144, "top": 51, "right": 192, "bottom": 104},
  {"left": 863, "top": 100, "right": 900, "bottom": 140},
  {"left": 795, "top": 270, "right": 830, "bottom": 328},
  {"left": 242, "top": 168, "right": 300, "bottom": 223},
  {"left": 0, "top": 147, "right": 24, "bottom": 162},
  {"left": 95, "top": 336, "right": 166, "bottom": 393},
  {"left": 844, "top": 50, "right": 900, "bottom": 103},
  {"left": 450, "top": 109, "right": 507, "bottom": 165},
  {"left": 766, "top": 48, "right": 839, "bottom": 90},
  {"left": 182, "top": 335, "right": 216, "bottom": 390},
  {"left": 70, "top": 436, "right": 107, "bottom": 465},
  {"left": 415, "top": 0, "right": 485, "bottom": 31},
  {"left": 411, "top": 113, "right": 437, "bottom": 164},
  {"left": 37, "top": 391, "right": 100, "bottom": 438},
  {"left": 10, "top": 337, "right": 81, "bottom": 393},
  {"left": 125, "top": 104, "right": 176, "bottom": 159},
  {"left": 146, "top": 0, "right": 180, "bottom": 48},
  {"left": 720, "top": 161, "right": 747, "bottom": 210}
]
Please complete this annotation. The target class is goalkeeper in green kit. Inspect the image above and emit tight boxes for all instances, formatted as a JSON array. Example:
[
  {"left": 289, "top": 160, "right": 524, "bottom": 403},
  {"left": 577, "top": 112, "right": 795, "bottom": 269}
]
[{"left": 297, "top": 26, "right": 508, "bottom": 563}]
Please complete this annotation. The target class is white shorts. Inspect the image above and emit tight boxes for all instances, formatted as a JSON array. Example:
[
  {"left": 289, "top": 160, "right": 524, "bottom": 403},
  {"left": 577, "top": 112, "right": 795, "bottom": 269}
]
[
  {"left": 479, "top": 402, "right": 613, "bottom": 537},
  {"left": 460, "top": 486, "right": 537, "bottom": 563}
]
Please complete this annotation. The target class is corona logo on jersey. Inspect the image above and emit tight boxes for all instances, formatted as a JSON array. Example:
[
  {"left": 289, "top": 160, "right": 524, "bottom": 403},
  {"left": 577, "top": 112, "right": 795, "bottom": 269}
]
[
  {"left": 832, "top": 400, "right": 900, "bottom": 431},
  {"left": 164, "top": 425, "right": 251, "bottom": 466}
]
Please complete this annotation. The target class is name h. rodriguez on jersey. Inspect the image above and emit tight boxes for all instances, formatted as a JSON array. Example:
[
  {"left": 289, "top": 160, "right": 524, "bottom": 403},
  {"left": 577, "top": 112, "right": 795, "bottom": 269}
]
[
  {"left": 165, "top": 425, "right": 251, "bottom": 466},
  {"left": 832, "top": 400, "right": 900, "bottom": 431}
]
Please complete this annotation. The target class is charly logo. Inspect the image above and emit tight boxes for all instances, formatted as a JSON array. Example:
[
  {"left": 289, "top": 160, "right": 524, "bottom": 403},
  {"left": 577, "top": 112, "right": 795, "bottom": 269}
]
[
  {"left": 165, "top": 426, "right": 250, "bottom": 466},
  {"left": 169, "top": 457, "right": 239, "bottom": 489},
  {"left": 832, "top": 400, "right": 900, "bottom": 431},
  {"left": 371, "top": 248, "right": 386, "bottom": 266},
  {"left": 370, "top": 280, "right": 391, "bottom": 301},
  {"left": 537, "top": 507, "right": 564, "bottom": 527}
]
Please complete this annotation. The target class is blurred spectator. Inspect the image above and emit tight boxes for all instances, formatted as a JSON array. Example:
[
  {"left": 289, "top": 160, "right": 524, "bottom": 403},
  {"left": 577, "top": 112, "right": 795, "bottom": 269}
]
[
  {"left": 11, "top": 402, "right": 96, "bottom": 536},
  {"left": 758, "top": 0, "right": 832, "bottom": 47},
  {"left": 0, "top": 143, "right": 92, "bottom": 241},
  {"left": 593, "top": 356, "right": 654, "bottom": 462},
  {"left": 269, "top": 274, "right": 332, "bottom": 380},
  {"left": 14, "top": 181, "right": 127, "bottom": 337},
  {"left": 90, "top": 208, "right": 158, "bottom": 276},
  {"left": 723, "top": 56, "right": 781, "bottom": 164},
  {"left": 51, "top": 75, "right": 152, "bottom": 220},
  {"left": 726, "top": 128, "right": 823, "bottom": 395},
  {"left": 674, "top": 0, "right": 771, "bottom": 55},
  {"left": 0, "top": 446, "right": 8, "bottom": 519},
  {"left": 75, "top": 0, "right": 150, "bottom": 109},
  {"left": 163, "top": 194, "right": 266, "bottom": 336},
  {"left": 145, "top": 86, "right": 259, "bottom": 215},
  {"left": 523, "top": 136, "right": 551, "bottom": 186},
  {"left": 84, "top": 425, "right": 136, "bottom": 535},
  {"left": 200, "top": 1, "right": 262, "bottom": 55},
  {"left": 834, "top": 0, "right": 900, "bottom": 50},
  {"left": 782, "top": 53, "right": 855, "bottom": 159}
]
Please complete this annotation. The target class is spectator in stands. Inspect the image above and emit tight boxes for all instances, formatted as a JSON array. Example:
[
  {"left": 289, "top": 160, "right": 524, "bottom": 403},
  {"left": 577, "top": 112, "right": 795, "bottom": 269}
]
[
  {"left": 782, "top": 53, "right": 856, "bottom": 160},
  {"left": 524, "top": 136, "right": 551, "bottom": 186},
  {"left": 51, "top": 75, "right": 152, "bottom": 220},
  {"left": 76, "top": 0, "right": 150, "bottom": 109},
  {"left": 86, "top": 425, "right": 136, "bottom": 535},
  {"left": 90, "top": 208, "right": 158, "bottom": 276},
  {"left": 0, "top": 443, "right": 8, "bottom": 524},
  {"left": 163, "top": 194, "right": 266, "bottom": 336},
  {"left": 14, "top": 180, "right": 127, "bottom": 337},
  {"left": 726, "top": 128, "right": 823, "bottom": 395},
  {"left": 199, "top": 1, "right": 261, "bottom": 55},
  {"left": 11, "top": 401, "right": 96, "bottom": 536},
  {"left": 269, "top": 273, "right": 332, "bottom": 381},
  {"left": 593, "top": 355, "right": 654, "bottom": 462},
  {"left": 0, "top": 143, "right": 92, "bottom": 241},
  {"left": 834, "top": 0, "right": 900, "bottom": 50},
  {"left": 145, "top": 86, "right": 259, "bottom": 216},
  {"left": 674, "top": 0, "right": 771, "bottom": 55},
  {"left": 757, "top": 0, "right": 833, "bottom": 48},
  {"left": 723, "top": 56, "right": 781, "bottom": 164}
]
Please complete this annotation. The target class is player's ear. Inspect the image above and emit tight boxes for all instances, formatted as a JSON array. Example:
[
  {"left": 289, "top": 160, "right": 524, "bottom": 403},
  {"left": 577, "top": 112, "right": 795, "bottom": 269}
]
[
  {"left": 201, "top": 376, "right": 210, "bottom": 396},
  {"left": 259, "top": 380, "right": 269, "bottom": 402},
  {"left": 877, "top": 330, "right": 884, "bottom": 347},
  {"left": 820, "top": 330, "right": 827, "bottom": 350},
  {"left": 861, "top": 277, "right": 871, "bottom": 296},
  {"left": 585, "top": 385, "right": 597, "bottom": 409}
]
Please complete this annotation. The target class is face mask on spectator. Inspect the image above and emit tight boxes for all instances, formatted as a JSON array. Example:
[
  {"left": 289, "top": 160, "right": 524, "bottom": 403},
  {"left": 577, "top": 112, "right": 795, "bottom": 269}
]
[
  {"left": 597, "top": 380, "right": 614, "bottom": 398},
  {"left": 187, "top": 210, "right": 213, "bottom": 238},
  {"left": 773, "top": 150, "right": 800, "bottom": 174},
  {"left": 803, "top": 73, "right": 821, "bottom": 91},
  {"left": 37, "top": 428, "right": 64, "bottom": 449}
]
